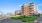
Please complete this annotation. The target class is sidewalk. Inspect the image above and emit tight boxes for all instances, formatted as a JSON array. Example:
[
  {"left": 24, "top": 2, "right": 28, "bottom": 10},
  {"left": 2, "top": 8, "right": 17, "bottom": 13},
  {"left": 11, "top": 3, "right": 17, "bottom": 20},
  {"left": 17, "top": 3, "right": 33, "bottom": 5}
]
[{"left": 33, "top": 17, "right": 40, "bottom": 23}]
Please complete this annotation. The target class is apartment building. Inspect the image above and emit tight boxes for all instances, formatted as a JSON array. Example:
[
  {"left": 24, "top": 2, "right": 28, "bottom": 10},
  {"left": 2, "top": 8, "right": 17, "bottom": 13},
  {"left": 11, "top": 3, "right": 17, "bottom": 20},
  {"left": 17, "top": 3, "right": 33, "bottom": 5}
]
[
  {"left": 21, "top": 2, "right": 38, "bottom": 16},
  {"left": 15, "top": 10, "right": 21, "bottom": 15}
]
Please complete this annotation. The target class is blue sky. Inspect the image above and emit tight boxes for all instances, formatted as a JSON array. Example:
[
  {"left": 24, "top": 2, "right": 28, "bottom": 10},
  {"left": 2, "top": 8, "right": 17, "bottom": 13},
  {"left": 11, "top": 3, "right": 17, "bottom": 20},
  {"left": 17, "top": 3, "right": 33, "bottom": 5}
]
[{"left": 0, "top": 0, "right": 42, "bottom": 14}]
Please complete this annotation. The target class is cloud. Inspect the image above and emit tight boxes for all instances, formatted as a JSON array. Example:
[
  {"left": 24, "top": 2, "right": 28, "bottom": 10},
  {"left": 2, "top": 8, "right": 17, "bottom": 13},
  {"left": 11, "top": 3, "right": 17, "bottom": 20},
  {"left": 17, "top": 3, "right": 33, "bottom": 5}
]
[
  {"left": 38, "top": 10, "right": 41, "bottom": 13},
  {"left": 37, "top": 4, "right": 42, "bottom": 6},
  {"left": 19, "top": 5, "right": 22, "bottom": 7}
]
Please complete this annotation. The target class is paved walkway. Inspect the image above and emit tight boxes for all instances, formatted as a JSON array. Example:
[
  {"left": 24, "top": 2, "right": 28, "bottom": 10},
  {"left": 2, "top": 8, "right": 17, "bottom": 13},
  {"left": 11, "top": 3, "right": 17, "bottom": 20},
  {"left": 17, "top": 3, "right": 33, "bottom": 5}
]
[{"left": 33, "top": 17, "right": 42, "bottom": 23}]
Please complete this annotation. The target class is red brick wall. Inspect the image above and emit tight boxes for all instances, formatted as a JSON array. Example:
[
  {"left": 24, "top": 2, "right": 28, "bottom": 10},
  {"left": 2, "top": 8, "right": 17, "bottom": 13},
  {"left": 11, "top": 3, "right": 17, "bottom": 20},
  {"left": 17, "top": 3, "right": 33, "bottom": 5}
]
[{"left": 23, "top": 6, "right": 30, "bottom": 16}]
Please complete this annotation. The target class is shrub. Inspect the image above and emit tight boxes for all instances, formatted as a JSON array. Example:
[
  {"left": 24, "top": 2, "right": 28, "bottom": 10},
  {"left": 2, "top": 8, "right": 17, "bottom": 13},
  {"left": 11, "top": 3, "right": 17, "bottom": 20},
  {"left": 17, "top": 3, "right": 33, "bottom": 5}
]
[{"left": 10, "top": 16, "right": 37, "bottom": 22}]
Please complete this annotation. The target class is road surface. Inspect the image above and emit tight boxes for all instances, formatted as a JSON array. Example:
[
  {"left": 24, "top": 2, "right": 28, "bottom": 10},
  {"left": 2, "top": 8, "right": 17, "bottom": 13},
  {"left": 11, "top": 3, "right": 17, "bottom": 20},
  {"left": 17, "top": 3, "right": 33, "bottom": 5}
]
[{"left": 0, "top": 18, "right": 33, "bottom": 23}]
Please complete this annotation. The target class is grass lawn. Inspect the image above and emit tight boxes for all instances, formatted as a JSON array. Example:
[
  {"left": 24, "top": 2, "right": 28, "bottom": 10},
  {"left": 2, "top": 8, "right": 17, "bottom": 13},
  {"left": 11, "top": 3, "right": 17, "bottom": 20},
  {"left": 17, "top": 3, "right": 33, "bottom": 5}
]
[{"left": 10, "top": 16, "right": 37, "bottom": 22}]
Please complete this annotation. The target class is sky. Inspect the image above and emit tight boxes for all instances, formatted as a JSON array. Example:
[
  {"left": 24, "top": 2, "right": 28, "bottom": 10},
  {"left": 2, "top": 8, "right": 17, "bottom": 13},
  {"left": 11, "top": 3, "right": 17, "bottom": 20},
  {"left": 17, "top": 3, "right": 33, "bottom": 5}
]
[{"left": 0, "top": 0, "right": 42, "bottom": 14}]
